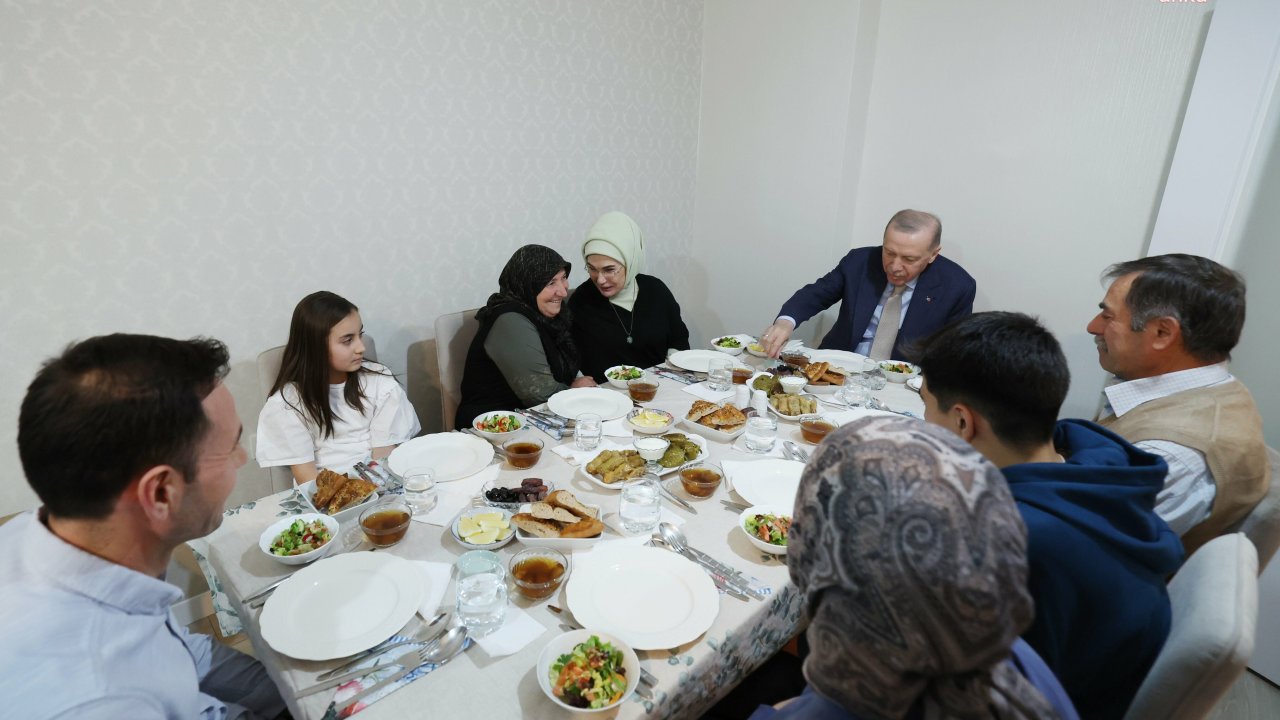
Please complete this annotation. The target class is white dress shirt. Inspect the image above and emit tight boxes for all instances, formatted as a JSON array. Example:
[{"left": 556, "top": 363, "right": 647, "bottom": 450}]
[
  {"left": 0, "top": 512, "right": 282, "bottom": 719},
  {"left": 1100, "top": 363, "right": 1233, "bottom": 535}
]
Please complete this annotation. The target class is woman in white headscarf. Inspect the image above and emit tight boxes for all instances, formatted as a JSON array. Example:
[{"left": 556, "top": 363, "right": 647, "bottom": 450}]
[
  {"left": 569, "top": 211, "right": 690, "bottom": 381},
  {"left": 749, "top": 416, "right": 1078, "bottom": 720}
]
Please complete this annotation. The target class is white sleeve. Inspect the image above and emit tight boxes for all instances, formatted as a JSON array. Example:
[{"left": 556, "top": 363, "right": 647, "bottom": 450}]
[
  {"left": 366, "top": 371, "right": 421, "bottom": 447},
  {"left": 254, "top": 391, "right": 316, "bottom": 468},
  {"left": 1139, "top": 439, "right": 1216, "bottom": 536}
]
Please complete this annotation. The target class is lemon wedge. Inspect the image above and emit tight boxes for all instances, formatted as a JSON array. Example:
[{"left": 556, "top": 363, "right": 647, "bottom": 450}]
[
  {"left": 477, "top": 516, "right": 509, "bottom": 531},
  {"left": 458, "top": 517, "right": 481, "bottom": 536},
  {"left": 468, "top": 528, "right": 500, "bottom": 545}
]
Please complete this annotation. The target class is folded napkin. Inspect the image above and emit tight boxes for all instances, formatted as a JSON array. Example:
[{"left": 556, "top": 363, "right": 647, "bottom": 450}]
[
  {"left": 411, "top": 465, "right": 499, "bottom": 527},
  {"left": 681, "top": 382, "right": 734, "bottom": 403},
  {"left": 550, "top": 438, "right": 632, "bottom": 466},
  {"left": 414, "top": 561, "right": 452, "bottom": 618},
  {"left": 474, "top": 604, "right": 547, "bottom": 658}
]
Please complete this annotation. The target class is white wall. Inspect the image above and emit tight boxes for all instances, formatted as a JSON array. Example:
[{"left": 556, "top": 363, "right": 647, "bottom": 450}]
[{"left": 0, "top": 0, "right": 704, "bottom": 516}]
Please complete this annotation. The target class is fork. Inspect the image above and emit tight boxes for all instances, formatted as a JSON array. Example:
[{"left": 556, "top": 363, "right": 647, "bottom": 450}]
[{"left": 297, "top": 644, "right": 437, "bottom": 698}]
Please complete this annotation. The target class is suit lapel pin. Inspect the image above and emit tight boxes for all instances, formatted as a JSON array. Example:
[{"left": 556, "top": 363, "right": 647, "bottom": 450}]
[{"left": 926, "top": 296, "right": 933, "bottom": 303}]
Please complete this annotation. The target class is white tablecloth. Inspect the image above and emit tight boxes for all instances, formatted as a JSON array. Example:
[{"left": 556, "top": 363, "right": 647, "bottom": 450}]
[{"left": 204, "top": 356, "right": 924, "bottom": 719}]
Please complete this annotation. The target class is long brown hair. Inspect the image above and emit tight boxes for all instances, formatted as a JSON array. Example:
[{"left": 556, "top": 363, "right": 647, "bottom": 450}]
[{"left": 270, "top": 291, "right": 371, "bottom": 438}]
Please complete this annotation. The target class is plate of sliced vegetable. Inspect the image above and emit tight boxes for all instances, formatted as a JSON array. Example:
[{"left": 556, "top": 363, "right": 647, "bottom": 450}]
[
  {"left": 738, "top": 505, "right": 792, "bottom": 555},
  {"left": 538, "top": 630, "right": 641, "bottom": 713},
  {"left": 258, "top": 513, "right": 340, "bottom": 565}
]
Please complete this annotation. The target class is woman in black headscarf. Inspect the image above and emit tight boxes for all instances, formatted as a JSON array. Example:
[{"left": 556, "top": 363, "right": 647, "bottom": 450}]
[
  {"left": 749, "top": 416, "right": 1078, "bottom": 720},
  {"left": 455, "top": 245, "right": 596, "bottom": 428}
]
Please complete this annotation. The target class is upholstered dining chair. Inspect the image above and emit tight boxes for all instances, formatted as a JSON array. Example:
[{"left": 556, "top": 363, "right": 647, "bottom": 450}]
[
  {"left": 1122, "top": 533, "right": 1259, "bottom": 720},
  {"left": 254, "top": 334, "right": 378, "bottom": 492},
  {"left": 1224, "top": 446, "right": 1280, "bottom": 573},
  {"left": 434, "top": 308, "right": 480, "bottom": 431}
]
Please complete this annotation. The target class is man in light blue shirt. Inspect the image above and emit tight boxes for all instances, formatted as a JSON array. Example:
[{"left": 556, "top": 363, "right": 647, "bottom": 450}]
[{"left": 0, "top": 334, "right": 285, "bottom": 719}]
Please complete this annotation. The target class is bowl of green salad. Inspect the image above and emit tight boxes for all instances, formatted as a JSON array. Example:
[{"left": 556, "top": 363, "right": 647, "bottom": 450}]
[
  {"left": 710, "top": 335, "right": 745, "bottom": 356},
  {"left": 738, "top": 505, "right": 792, "bottom": 555},
  {"left": 604, "top": 365, "right": 643, "bottom": 389},
  {"left": 258, "top": 513, "right": 340, "bottom": 566},
  {"left": 538, "top": 630, "right": 640, "bottom": 713}
]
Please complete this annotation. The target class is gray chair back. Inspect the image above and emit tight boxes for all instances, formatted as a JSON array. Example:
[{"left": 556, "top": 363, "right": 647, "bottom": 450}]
[
  {"left": 1122, "top": 533, "right": 1258, "bottom": 720},
  {"left": 1224, "top": 446, "right": 1280, "bottom": 572},
  {"left": 434, "top": 308, "right": 480, "bottom": 431}
]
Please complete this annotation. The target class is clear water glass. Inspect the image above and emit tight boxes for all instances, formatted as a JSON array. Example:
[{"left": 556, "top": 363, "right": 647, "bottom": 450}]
[
  {"left": 455, "top": 550, "right": 507, "bottom": 637},
  {"left": 744, "top": 416, "right": 778, "bottom": 453},
  {"left": 402, "top": 467, "right": 437, "bottom": 515},
  {"left": 860, "top": 359, "right": 888, "bottom": 390},
  {"left": 619, "top": 475, "right": 662, "bottom": 534},
  {"left": 706, "top": 358, "right": 732, "bottom": 392},
  {"left": 574, "top": 412, "right": 602, "bottom": 451},
  {"left": 838, "top": 382, "right": 872, "bottom": 408}
]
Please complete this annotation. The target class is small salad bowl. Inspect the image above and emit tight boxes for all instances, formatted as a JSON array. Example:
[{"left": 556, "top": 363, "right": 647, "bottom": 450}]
[
  {"left": 471, "top": 411, "right": 528, "bottom": 443},
  {"left": 710, "top": 335, "right": 745, "bottom": 356},
  {"left": 258, "top": 513, "right": 340, "bottom": 566},
  {"left": 537, "top": 629, "right": 641, "bottom": 713},
  {"left": 738, "top": 505, "right": 792, "bottom": 556},
  {"left": 878, "top": 360, "right": 920, "bottom": 384},
  {"left": 604, "top": 365, "right": 644, "bottom": 389}
]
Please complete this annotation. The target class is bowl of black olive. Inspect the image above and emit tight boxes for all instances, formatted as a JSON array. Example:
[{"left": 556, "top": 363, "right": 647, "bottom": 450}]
[{"left": 482, "top": 477, "right": 555, "bottom": 512}]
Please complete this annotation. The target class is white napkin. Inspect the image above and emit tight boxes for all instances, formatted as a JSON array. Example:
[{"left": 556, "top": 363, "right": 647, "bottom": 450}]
[
  {"left": 414, "top": 561, "right": 452, "bottom": 618},
  {"left": 411, "top": 465, "right": 500, "bottom": 526},
  {"left": 602, "top": 418, "right": 632, "bottom": 438},
  {"left": 550, "top": 438, "right": 631, "bottom": 466},
  {"left": 474, "top": 604, "right": 547, "bottom": 657},
  {"left": 682, "top": 382, "right": 734, "bottom": 402},
  {"left": 731, "top": 435, "right": 786, "bottom": 458}
]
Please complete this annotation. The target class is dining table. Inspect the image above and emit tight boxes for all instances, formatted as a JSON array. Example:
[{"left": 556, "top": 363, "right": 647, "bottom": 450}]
[{"left": 204, "top": 350, "right": 926, "bottom": 719}]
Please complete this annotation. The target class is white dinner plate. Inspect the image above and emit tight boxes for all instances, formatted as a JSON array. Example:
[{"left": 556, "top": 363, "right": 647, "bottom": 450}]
[
  {"left": 566, "top": 544, "right": 719, "bottom": 650},
  {"left": 668, "top": 349, "right": 733, "bottom": 373},
  {"left": 725, "top": 458, "right": 804, "bottom": 507},
  {"left": 546, "top": 388, "right": 632, "bottom": 422},
  {"left": 576, "top": 435, "right": 708, "bottom": 490},
  {"left": 387, "top": 432, "right": 495, "bottom": 482},
  {"left": 259, "top": 552, "right": 427, "bottom": 660}
]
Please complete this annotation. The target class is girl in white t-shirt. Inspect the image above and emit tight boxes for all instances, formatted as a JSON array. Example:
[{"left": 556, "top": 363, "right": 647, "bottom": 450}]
[{"left": 256, "top": 291, "right": 421, "bottom": 484}]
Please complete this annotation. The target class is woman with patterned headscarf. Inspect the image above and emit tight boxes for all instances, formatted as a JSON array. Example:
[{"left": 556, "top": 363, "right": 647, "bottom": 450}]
[
  {"left": 569, "top": 211, "right": 690, "bottom": 381},
  {"left": 751, "top": 416, "right": 1078, "bottom": 720},
  {"left": 455, "top": 245, "right": 597, "bottom": 428}
]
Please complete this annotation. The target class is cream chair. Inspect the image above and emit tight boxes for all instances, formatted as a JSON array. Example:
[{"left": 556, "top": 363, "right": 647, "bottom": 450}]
[
  {"left": 434, "top": 308, "right": 480, "bottom": 431},
  {"left": 1122, "top": 533, "right": 1259, "bottom": 720},
  {"left": 1224, "top": 446, "right": 1280, "bottom": 572},
  {"left": 254, "top": 335, "right": 378, "bottom": 492}
]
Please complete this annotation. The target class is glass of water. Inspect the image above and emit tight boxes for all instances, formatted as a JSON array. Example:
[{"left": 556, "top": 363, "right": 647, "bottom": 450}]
[
  {"left": 455, "top": 550, "right": 507, "bottom": 637},
  {"left": 706, "top": 357, "right": 732, "bottom": 392},
  {"left": 837, "top": 381, "right": 872, "bottom": 408},
  {"left": 744, "top": 416, "right": 778, "bottom": 453},
  {"left": 574, "top": 412, "right": 602, "bottom": 451},
  {"left": 619, "top": 474, "right": 662, "bottom": 534},
  {"left": 860, "top": 359, "right": 888, "bottom": 390},
  {"left": 402, "top": 467, "right": 437, "bottom": 515}
]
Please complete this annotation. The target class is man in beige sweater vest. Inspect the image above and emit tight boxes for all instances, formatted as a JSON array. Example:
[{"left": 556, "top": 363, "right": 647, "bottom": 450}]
[{"left": 1088, "top": 253, "right": 1269, "bottom": 555}]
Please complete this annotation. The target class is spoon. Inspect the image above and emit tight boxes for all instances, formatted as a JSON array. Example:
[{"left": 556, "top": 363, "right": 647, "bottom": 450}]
[
  {"left": 336, "top": 626, "right": 469, "bottom": 714},
  {"left": 656, "top": 524, "right": 751, "bottom": 601},
  {"left": 315, "top": 611, "right": 449, "bottom": 681}
]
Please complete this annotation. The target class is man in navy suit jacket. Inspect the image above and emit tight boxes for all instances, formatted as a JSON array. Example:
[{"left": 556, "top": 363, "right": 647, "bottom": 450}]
[{"left": 759, "top": 209, "right": 976, "bottom": 361}]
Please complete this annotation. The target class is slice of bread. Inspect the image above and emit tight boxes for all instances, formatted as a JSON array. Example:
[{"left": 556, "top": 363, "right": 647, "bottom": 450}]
[
  {"left": 511, "top": 513, "right": 561, "bottom": 538},
  {"left": 560, "top": 517, "right": 604, "bottom": 539},
  {"left": 547, "top": 490, "right": 598, "bottom": 519},
  {"left": 530, "top": 502, "right": 579, "bottom": 524},
  {"left": 687, "top": 400, "right": 720, "bottom": 422}
]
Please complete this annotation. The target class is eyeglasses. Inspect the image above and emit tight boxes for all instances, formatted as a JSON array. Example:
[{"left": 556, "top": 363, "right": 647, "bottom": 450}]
[{"left": 586, "top": 264, "right": 623, "bottom": 280}]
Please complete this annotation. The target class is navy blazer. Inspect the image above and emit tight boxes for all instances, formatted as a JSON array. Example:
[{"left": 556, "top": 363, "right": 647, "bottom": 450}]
[{"left": 777, "top": 246, "right": 976, "bottom": 360}]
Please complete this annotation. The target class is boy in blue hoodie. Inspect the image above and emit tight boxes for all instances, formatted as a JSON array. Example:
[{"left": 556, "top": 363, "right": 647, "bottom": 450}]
[{"left": 913, "top": 311, "right": 1184, "bottom": 720}]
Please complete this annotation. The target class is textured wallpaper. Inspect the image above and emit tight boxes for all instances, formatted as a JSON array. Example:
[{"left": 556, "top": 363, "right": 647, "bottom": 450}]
[{"left": 0, "top": 0, "right": 703, "bottom": 514}]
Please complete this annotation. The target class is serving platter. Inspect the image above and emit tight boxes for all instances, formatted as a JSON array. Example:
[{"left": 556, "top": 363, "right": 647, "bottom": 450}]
[
  {"left": 566, "top": 544, "right": 719, "bottom": 650},
  {"left": 259, "top": 552, "right": 427, "bottom": 660},
  {"left": 546, "top": 387, "right": 632, "bottom": 422},
  {"left": 575, "top": 434, "right": 708, "bottom": 490},
  {"left": 513, "top": 502, "right": 606, "bottom": 552},
  {"left": 387, "top": 432, "right": 495, "bottom": 482}
]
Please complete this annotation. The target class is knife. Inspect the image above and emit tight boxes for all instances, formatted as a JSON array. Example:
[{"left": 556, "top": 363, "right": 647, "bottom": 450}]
[
  {"left": 680, "top": 545, "right": 768, "bottom": 600},
  {"left": 519, "top": 414, "right": 563, "bottom": 441},
  {"left": 523, "top": 407, "right": 567, "bottom": 428},
  {"left": 334, "top": 643, "right": 466, "bottom": 715}
]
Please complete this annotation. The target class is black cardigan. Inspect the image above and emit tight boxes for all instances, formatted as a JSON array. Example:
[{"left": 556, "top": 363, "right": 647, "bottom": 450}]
[{"left": 569, "top": 274, "right": 690, "bottom": 382}]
